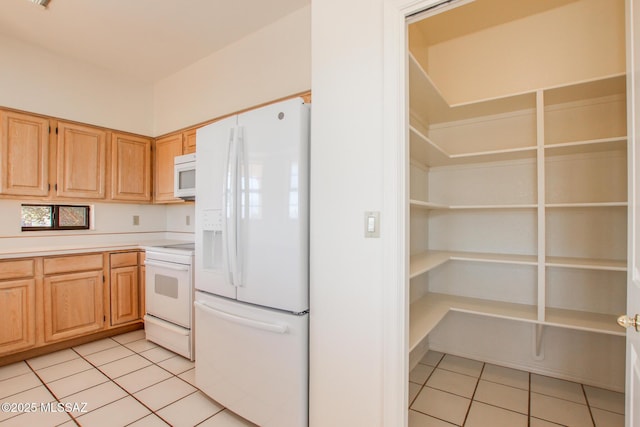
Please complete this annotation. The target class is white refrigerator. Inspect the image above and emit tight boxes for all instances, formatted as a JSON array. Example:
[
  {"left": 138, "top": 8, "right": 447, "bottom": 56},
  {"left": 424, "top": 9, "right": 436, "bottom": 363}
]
[{"left": 194, "top": 97, "right": 310, "bottom": 427}]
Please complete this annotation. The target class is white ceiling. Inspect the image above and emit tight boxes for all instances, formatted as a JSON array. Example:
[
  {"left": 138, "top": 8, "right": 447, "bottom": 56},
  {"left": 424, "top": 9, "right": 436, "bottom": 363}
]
[{"left": 0, "top": 0, "right": 310, "bottom": 83}]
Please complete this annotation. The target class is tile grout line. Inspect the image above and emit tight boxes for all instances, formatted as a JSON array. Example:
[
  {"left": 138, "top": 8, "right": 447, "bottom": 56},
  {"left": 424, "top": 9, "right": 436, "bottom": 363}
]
[
  {"left": 409, "top": 352, "right": 443, "bottom": 409},
  {"left": 409, "top": 352, "right": 461, "bottom": 425},
  {"left": 24, "top": 357, "right": 80, "bottom": 426},
  {"left": 528, "top": 372, "right": 531, "bottom": 427},
  {"left": 460, "top": 361, "right": 484, "bottom": 426},
  {"left": 581, "top": 384, "right": 596, "bottom": 427}
]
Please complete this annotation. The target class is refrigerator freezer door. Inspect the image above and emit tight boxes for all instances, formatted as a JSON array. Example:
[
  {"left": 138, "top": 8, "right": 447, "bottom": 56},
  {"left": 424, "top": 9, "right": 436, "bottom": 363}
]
[
  {"left": 194, "top": 291, "right": 308, "bottom": 427},
  {"left": 236, "top": 98, "right": 310, "bottom": 313},
  {"left": 195, "top": 115, "right": 238, "bottom": 299}
]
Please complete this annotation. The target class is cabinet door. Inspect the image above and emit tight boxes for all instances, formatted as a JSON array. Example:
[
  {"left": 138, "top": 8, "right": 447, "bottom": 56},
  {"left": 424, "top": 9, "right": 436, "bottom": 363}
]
[
  {"left": 154, "top": 133, "right": 183, "bottom": 202},
  {"left": 56, "top": 122, "right": 106, "bottom": 199},
  {"left": 0, "top": 279, "right": 36, "bottom": 355},
  {"left": 111, "top": 133, "right": 151, "bottom": 201},
  {"left": 110, "top": 266, "right": 140, "bottom": 326},
  {"left": 43, "top": 270, "right": 104, "bottom": 342},
  {"left": 183, "top": 129, "right": 197, "bottom": 154},
  {"left": 0, "top": 110, "right": 49, "bottom": 196}
]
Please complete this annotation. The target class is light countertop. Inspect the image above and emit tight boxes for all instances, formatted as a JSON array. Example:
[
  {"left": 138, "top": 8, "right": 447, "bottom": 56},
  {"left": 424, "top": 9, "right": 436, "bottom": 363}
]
[{"left": 0, "top": 239, "right": 193, "bottom": 259}]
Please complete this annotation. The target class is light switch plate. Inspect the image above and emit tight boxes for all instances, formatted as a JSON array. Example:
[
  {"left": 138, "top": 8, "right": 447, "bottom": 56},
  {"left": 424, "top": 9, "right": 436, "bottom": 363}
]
[{"left": 364, "top": 211, "right": 380, "bottom": 238}]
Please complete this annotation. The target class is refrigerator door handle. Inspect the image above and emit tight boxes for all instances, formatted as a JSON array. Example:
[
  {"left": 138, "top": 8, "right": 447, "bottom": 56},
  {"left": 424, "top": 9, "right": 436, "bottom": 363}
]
[
  {"left": 194, "top": 301, "right": 289, "bottom": 334},
  {"left": 223, "top": 127, "right": 238, "bottom": 287},
  {"left": 234, "top": 126, "right": 244, "bottom": 287}
]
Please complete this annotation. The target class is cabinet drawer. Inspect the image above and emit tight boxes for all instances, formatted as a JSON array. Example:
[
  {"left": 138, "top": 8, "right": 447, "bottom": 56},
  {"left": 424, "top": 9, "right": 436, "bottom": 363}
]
[
  {"left": 0, "top": 259, "right": 35, "bottom": 280},
  {"left": 44, "top": 253, "right": 103, "bottom": 275},
  {"left": 110, "top": 252, "right": 138, "bottom": 268}
]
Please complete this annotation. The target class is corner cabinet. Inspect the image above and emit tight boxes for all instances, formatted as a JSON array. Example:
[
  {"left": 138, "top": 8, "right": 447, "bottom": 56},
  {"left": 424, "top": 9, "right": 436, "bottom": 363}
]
[
  {"left": 111, "top": 133, "right": 152, "bottom": 202},
  {"left": 0, "top": 110, "right": 50, "bottom": 197},
  {"left": 56, "top": 121, "right": 107, "bottom": 199}
]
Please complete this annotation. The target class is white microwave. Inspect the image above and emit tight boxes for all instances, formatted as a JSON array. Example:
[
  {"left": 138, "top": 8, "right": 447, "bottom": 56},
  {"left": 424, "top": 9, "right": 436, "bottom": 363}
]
[{"left": 174, "top": 153, "right": 196, "bottom": 200}]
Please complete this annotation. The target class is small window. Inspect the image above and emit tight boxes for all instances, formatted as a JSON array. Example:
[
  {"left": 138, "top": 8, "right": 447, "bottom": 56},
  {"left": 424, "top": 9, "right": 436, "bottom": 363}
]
[{"left": 21, "top": 204, "right": 90, "bottom": 231}]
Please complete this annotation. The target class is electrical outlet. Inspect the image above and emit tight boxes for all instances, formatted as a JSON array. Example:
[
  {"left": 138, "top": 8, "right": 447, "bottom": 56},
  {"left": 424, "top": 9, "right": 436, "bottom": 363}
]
[
  {"left": 133, "top": 215, "right": 139, "bottom": 226},
  {"left": 186, "top": 215, "right": 191, "bottom": 226}
]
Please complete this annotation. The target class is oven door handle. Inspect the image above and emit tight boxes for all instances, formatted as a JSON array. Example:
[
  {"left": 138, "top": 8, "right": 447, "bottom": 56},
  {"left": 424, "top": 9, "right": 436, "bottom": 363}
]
[{"left": 145, "top": 260, "right": 190, "bottom": 271}]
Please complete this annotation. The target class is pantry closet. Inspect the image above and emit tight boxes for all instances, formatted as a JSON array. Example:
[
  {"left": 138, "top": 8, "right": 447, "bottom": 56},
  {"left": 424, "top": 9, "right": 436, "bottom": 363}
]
[{"left": 407, "top": 0, "right": 628, "bottom": 392}]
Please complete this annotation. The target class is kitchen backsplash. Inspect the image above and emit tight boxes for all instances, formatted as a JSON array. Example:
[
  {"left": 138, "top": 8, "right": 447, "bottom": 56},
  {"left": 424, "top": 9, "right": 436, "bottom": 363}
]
[{"left": 0, "top": 200, "right": 195, "bottom": 252}]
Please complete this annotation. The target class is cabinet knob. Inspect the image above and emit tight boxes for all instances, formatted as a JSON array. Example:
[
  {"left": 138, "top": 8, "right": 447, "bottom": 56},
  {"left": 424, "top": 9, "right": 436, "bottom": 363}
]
[{"left": 617, "top": 314, "right": 640, "bottom": 331}]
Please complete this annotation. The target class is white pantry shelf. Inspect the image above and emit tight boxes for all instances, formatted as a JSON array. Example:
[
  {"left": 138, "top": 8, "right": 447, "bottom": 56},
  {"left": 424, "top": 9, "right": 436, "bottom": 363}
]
[
  {"left": 544, "top": 136, "right": 627, "bottom": 156},
  {"left": 409, "top": 293, "right": 538, "bottom": 351},
  {"left": 410, "top": 251, "right": 626, "bottom": 280},
  {"left": 410, "top": 199, "right": 537, "bottom": 210},
  {"left": 545, "top": 256, "right": 627, "bottom": 271},
  {"left": 545, "top": 308, "right": 624, "bottom": 336},
  {"left": 409, "top": 293, "right": 624, "bottom": 351},
  {"left": 410, "top": 250, "right": 537, "bottom": 279},
  {"left": 409, "top": 199, "right": 449, "bottom": 210},
  {"left": 546, "top": 202, "right": 627, "bottom": 208},
  {"left": 410, "top": 125, "right": 537, "bottom": 167}
]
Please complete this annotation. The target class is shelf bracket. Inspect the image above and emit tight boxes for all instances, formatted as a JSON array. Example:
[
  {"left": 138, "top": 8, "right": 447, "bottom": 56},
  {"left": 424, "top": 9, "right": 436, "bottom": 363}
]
[{"left": 533, "top": 324, "right": 545, "bottom": 360}]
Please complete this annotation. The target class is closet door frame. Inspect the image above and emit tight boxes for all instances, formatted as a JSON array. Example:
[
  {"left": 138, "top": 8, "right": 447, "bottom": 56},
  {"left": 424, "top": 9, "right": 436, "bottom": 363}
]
[{"left": 381, "top": 0, "right": 461, "bottom": 426}]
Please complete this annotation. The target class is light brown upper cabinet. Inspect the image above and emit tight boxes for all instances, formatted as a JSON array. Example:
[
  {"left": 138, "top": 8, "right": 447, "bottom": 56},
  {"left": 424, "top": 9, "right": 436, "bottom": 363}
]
[
  {"left": 56, "top": 122, "right": 107, "bottom": 199},
  {"left": 111, "top": 133, "right": 152, "bottom": 202},
  {"left": 183, "top": 129, "right": 197, "bottom": 154},
  {"left": 0, "top": 110, "right": 50, "bottom": 197},
  {"left": 154, "top": 133, "right": 184, "bottom": 203}
]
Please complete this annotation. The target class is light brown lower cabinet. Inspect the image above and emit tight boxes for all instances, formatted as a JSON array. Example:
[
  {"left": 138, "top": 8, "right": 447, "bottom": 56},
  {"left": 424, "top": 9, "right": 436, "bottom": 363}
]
[
  {"left": 110, "top": 265, "right": 140, "bottom": 326},
  {"left": 0, "top": 278, "right": 36, "bottom": 354},
  {"left": 43, "top": 270, "right": 104, "bottom": 343},
  {"left": 0, "top": 250, "right": 145, "bottom": 358}
]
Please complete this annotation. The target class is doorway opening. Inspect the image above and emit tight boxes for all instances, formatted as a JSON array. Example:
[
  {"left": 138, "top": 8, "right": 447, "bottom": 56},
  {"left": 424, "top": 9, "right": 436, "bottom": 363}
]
[{"left": 405, "top": 0, "right": 628, "bottom": 424}]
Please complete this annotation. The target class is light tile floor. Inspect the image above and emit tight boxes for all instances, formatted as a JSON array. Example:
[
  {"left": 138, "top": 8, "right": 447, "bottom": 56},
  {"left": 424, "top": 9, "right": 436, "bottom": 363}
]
[
  {"left": 409, "top": 351, "right": 625, "bottom": 427},
  {"left": 0, "top": 330, "right": 258, "bottom": 427}
]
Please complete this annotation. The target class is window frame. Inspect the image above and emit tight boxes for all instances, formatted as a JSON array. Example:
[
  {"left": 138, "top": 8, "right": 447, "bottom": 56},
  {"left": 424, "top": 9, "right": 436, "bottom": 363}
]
[{"left": 21, "top": 204, "right": 91, "bottom": 231}]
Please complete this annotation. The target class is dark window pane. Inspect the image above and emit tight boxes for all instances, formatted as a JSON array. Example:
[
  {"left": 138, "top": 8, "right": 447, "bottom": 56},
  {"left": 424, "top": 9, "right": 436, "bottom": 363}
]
[
  {"left": 59, "top": 206, "right": 88, "bottom": 228},
  {"left": 21, "top": 205, "right": 52, "bottom": 227}
]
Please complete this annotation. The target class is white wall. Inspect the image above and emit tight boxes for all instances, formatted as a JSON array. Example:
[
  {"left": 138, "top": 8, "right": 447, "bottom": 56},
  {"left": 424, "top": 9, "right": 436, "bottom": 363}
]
[
  {"left": 0, "top": 33, "right": 154, "bottom": 136},
  {"left": 424, "top": 0, "right": 626, "bottom": 105},
  {"left": 152, "top": 5, "right": 311, "bottom": 136},
  {"left": 310, "top": 0, "right": 388, "bottom": 425}
]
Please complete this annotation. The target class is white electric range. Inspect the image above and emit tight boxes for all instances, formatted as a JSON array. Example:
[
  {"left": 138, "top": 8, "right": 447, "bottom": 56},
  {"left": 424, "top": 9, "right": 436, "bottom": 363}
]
[{"left": 143, "top": 242, "right": 195, "bottom": 360}]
